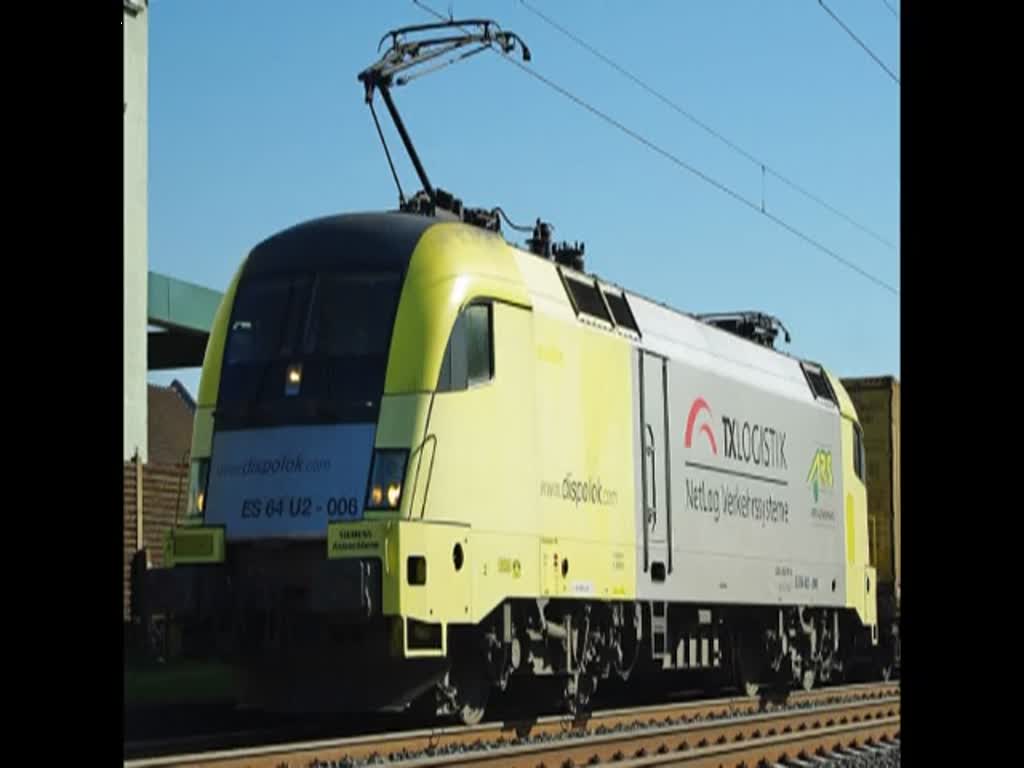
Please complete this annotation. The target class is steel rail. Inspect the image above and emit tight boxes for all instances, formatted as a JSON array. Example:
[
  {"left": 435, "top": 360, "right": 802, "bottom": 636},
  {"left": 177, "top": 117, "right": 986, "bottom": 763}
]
[{"left": 125, "top": 681, "right": 898, "bottom": 768}]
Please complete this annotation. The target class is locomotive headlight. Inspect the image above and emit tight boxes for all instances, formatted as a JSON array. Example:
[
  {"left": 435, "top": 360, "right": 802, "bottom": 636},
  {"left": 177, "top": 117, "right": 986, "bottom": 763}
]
[
  {"left": 285, "top": 363, "right": 302, "bottom": 396},
  {"left": 188, "top": 458, "right": 211, "bottom": 519},
  {"left": 365, "top": 449, "right": 408, "bottom": 511},
  {"left": 387, "top": 483, "right": 401, "bottom": 508}
]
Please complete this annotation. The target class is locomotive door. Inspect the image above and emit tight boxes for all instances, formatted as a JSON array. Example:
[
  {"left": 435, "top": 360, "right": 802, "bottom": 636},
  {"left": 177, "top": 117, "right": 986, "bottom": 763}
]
[{"left": 639, "top": 349, "right": 672, "bottom": 580}]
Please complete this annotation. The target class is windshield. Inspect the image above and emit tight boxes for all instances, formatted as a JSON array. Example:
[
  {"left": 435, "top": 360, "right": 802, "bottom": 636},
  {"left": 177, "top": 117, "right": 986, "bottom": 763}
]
[
  {"left": 217, "top": 270, "right": 403, "bottom": 428},
  {"left": 312, "top": 272, "right": 402, "bottom": 358},
  {"left": 225, "top": 274, "right": 312, "bottom": 365}
]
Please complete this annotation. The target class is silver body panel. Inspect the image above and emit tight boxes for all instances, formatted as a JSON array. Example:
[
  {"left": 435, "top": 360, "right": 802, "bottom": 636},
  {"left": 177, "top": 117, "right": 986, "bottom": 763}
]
[{"left": 627, "top": 294, "right": 847, "bottom": 607}]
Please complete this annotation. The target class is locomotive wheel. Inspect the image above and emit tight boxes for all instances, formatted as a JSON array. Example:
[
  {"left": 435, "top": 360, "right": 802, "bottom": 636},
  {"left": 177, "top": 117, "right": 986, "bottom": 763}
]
[
  {"left": 564, "top": 671, "right": 598, "bottom": 716},
  {"left": 733, "top": 632, "right": 763, "bottom": 699},
  {"left": 458, "top": 690, "right": 488, "bottom": 725},
  {"left": 450, "top": 662, "right": 491, "bottom": 726}
]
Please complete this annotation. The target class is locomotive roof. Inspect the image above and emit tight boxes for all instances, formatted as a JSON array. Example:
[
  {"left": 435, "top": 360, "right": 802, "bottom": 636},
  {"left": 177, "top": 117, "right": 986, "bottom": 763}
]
[
  {"left": 243, "top": 211, "right": 839, "bottom": 404},
  {"left": 242, "top": 211, "right": 438, "bottom": 278},
  {"left": 500, "top": 231, "right": 808, "bottom": 368}
]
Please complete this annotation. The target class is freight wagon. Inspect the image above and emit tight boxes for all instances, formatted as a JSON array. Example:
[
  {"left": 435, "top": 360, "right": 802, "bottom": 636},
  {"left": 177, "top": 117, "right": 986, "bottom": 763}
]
[{"left": 840, "top": 376, "right": 900, "bottom": 677}]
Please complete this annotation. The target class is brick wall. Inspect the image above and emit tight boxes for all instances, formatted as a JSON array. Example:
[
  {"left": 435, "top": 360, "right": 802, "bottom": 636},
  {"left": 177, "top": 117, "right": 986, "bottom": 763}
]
[{"left": 123, "top": 460, "right": 189, "bottom": 621}]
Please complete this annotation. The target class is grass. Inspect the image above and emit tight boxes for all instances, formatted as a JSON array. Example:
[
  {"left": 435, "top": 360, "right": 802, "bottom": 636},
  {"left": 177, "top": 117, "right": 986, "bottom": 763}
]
[{"left": 124, "top": 657, "right": 237, "bottom": 707}]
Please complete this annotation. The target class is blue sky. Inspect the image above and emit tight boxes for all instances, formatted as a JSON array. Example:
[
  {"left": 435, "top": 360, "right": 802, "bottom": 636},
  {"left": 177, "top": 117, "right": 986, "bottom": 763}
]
[{"left": 146, "top": 0, "right": 899, "bottom": 397}]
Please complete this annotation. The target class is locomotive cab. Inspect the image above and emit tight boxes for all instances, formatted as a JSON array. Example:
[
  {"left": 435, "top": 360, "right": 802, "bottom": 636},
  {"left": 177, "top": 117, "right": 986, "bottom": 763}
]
[{"left": 144, "top": 212, "right": 533, "bottom": 716}]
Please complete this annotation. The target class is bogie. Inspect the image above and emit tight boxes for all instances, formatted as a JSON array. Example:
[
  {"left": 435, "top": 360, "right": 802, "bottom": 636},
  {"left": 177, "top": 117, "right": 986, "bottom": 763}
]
[{"left": 411, "top": 599, "right": 897, "bottom": 719}]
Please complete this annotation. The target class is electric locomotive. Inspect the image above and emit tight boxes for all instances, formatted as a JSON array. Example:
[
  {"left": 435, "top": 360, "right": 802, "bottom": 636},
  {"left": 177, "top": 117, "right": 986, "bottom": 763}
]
[{"left": 142, "top": 19, "right": 895, "bottom": 724}]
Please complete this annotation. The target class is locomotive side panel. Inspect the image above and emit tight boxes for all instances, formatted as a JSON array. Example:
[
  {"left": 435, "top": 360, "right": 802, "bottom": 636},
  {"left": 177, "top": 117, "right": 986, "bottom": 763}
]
[
  {"left": 531, "top": 314, "right": 637, "bottom": 601},
  {"left": 623, "top": 295, "right": 849, "bottom": 609},
  {"left": 421, "top": 300, "right": 543, "bottom": 623},
  {"left": 515, "top": 252, "right": 638, "bottom": 604},
  {"left": 648, "top": 357, "right": 846, "bottom": 607}
]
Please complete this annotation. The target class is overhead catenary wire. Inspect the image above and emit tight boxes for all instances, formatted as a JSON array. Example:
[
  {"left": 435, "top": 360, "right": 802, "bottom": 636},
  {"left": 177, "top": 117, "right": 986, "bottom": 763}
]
[
  {"left": 518, "top": 0, "right": 897, "bottom": 252},
  {"left": 501, "top": 55, "right": 899, "bottom": 297},
  {"left": 412, "top": 0, "right": 449, "bottom": 23},
  {"left": 881, "top": 0, "right": 899, "bottom": 19},
  {"left": 409, "top": 0, "right": 899, "bottom": 297},
  {"left": 818, "top": 0, "right": 900, "bottom": 84}
]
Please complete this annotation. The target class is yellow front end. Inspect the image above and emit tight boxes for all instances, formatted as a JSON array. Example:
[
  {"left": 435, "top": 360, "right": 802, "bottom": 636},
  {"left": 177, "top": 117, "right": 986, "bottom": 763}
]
[
  {"left": 328, "top": 519, "right": 471, "bottom": 656},
  {"left": 327, "top": 222, "right": 639, "bottom": 659}
]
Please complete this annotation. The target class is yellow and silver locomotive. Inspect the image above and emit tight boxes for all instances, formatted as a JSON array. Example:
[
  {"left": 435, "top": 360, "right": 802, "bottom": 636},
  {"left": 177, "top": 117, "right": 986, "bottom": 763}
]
[{"left": 143, "top": 19, "right": 894, "bottom": 724}]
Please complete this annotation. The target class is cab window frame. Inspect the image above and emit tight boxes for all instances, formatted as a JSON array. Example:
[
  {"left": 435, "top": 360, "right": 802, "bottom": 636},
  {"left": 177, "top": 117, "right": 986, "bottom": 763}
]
[{"left": 436, "top": 300, "right": 495, "bottom": 393}]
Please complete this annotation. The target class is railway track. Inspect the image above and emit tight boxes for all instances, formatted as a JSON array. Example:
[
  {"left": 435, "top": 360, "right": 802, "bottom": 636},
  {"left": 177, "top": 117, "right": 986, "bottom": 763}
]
[{"left": 125, "top": 681, "right": 898, "bottom": 767}]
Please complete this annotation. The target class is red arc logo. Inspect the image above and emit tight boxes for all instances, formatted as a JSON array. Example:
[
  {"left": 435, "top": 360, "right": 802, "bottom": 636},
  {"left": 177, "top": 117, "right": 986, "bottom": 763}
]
[{"left": 684, "top": 397, "right": 718, "bottom": 455}]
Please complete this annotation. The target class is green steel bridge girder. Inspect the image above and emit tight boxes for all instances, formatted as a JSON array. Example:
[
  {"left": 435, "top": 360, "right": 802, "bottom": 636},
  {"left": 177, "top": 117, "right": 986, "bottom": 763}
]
[{"left": 147, "top": 271, "right": 223, "bottom": 370}]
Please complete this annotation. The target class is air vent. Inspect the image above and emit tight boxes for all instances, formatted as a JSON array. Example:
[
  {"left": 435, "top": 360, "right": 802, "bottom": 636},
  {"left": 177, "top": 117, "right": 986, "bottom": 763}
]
[
  {"left": 602, "top": 289, "right": 641, "bottom": 335},
  {"left": 562, "top": 272, "right": 612, "bottom": 325},
  {"left": 801, "top": 362, "right": 838, "bottom": 406}
]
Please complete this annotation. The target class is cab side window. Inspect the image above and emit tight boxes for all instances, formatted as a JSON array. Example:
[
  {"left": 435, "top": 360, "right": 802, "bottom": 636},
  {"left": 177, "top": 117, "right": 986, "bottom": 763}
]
[
  {"left": 437, "top": 303, "right": 493, "bottom": 392},
  {"left": 853, "top": 422, "right": 865, "bottom": 483}
]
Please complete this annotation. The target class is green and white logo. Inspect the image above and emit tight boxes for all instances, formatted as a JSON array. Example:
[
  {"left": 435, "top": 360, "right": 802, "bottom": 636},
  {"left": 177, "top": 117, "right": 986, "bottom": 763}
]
[{"left": 807, "top": 449, "right": 834, "bottom": 503}]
